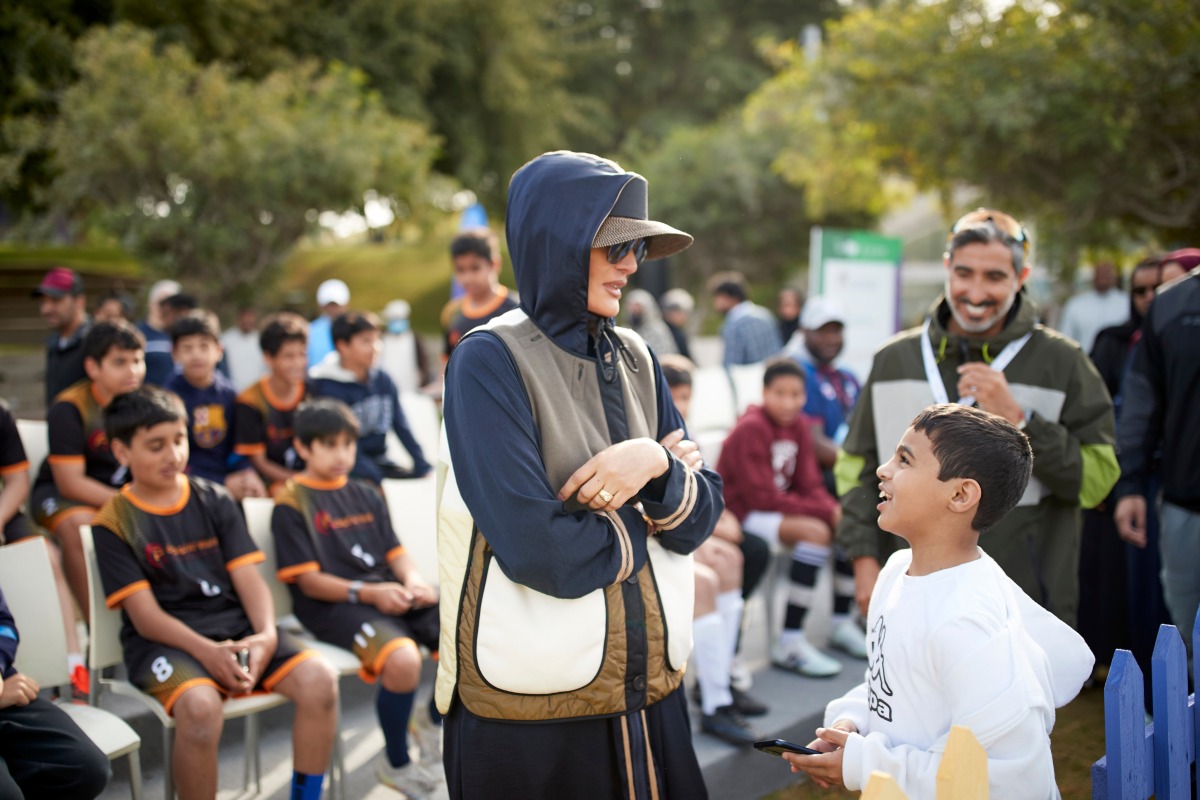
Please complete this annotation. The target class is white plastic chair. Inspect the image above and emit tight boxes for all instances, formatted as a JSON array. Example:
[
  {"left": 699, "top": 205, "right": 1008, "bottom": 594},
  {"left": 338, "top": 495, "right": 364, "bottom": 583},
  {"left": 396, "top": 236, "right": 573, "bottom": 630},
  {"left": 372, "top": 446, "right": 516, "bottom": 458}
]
[
  {"left": 384, "top": 392, "right": 441, "bottom": 471},
  {"left": 727, "top": 362, "right": 767, "bottom": 416},
  {"left": 381, "top": 474, "right": 439, "bottom": 587},
  {"left": 14, "top": 419, "right": 47, "bottom": 478},
  {"left": 79, "top": 525, "right": 289, "bottom": 798},
  {"left": 242, "top": 497, "right": 354, "bottom": 800},
  {"left": 688, "top": 367, "right": 738, "bottom": 432},
  {"left": 0, "top": 537, "right": 143, "bottom": 799}
]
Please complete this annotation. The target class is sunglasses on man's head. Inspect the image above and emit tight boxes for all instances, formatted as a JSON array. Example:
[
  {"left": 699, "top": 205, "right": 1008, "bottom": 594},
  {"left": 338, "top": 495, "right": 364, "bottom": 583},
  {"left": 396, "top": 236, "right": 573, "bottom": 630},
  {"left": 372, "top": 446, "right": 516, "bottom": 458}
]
[
  {"left": 608, "top": 238, "right": 649, "bottom": 265},
  {"left": 949, "top": 209, "right": 1030, "bottom": 256}
]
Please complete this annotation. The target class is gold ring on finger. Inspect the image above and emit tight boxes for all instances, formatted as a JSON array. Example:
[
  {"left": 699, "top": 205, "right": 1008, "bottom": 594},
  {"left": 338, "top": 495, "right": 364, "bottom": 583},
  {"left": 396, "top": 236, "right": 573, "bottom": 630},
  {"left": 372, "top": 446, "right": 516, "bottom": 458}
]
[{"left": 597, "top": 489, "right": 614, "bottom": 504}]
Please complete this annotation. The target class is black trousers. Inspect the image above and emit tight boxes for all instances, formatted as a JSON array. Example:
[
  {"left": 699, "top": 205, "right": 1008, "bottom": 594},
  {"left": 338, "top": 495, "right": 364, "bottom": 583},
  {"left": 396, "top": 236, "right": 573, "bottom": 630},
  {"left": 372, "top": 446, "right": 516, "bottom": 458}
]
[
  {"left": 444, "top": 686, "right": 707, "bottom": 800},
  {"left": 0, "top": 697, "right": 110, "bottom": 799}
]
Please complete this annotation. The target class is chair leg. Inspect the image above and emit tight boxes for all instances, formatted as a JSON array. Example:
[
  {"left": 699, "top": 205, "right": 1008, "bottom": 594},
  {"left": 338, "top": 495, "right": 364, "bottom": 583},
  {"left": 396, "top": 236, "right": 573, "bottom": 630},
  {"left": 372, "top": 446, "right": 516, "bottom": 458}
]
[
  {"left": 243, "top": 713, "right": 262, "bottom": 794},
  {"left": 126, "top": 749, "right": 144, "bottom": 800},
  {"left": 331, "top": 721, "right": 346, "bottom": 800},
  {"left": 162, "top": 728, "right": 174, "bottom": 799}
]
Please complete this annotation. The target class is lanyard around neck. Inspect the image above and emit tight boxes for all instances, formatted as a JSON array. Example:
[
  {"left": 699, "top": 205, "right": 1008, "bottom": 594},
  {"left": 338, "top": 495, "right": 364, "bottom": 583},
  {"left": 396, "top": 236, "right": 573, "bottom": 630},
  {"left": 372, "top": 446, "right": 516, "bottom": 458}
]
[{"left": 920, "top": 319, "right": 1031, "bottom": 406}]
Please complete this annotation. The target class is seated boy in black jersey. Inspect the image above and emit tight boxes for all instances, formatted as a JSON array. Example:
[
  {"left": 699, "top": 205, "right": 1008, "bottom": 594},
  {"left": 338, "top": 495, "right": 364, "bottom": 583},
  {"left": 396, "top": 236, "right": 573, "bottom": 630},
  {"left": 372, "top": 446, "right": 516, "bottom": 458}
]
[
  {"left": 94, "top": 386, "right": 338, "bottom": 800},
  {"left": 272, "top": 398, "right": 443, "bottom": 795},
  {"left": 166, "top": 310, "right": 266, "bottom": 501},
  {"left": 31, "top": 320, "right": 145, "bottom": 697},
  {"left": 235, "top": 312, "right": 311, "bottom": 496}
]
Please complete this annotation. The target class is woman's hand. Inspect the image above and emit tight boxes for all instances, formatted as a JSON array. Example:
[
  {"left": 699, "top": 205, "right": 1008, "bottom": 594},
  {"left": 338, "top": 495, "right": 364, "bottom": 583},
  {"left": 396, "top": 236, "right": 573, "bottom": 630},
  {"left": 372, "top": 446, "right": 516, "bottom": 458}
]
[
  {"left": 558, "top": 438, "right": 669, "bottom": 512},
  {"left": 659, "top": 429, "right": 703, "bottom": 472}
]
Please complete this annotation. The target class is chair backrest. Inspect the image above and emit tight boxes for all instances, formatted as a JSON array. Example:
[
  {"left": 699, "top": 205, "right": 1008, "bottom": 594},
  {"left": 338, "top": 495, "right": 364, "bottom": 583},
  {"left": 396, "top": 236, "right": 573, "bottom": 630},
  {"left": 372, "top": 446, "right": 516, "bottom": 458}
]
[
  {"left": 14, "top": 418, "right": 48, "bottom": 476},
  {"left": 384, "top": 392, "right": 441, "bottom": 469},
  {"left": 0, "top": 538, "right": 69, "bottom": 686},
  {"left": 381, "top": 474, "right": 439, "bottom": 586},
  {"left": 727, "top": 362, "right": 767, "bottom": 415},
  {"left": 79, "top": 525, "right": 128, "bottom": 672},
  {"left": 688, "top": 367, "right": 737, "bottom": 432},
  {"left": 241, "top": 497, "right": 294, "bottom": 619}
]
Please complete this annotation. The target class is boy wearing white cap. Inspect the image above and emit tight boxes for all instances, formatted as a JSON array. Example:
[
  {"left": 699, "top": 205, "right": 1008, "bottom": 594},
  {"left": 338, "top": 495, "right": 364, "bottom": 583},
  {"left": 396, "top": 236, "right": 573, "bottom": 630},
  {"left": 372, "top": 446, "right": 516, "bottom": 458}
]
[{"left": 308, "top": 279, "right": 350, "bottom": 368}]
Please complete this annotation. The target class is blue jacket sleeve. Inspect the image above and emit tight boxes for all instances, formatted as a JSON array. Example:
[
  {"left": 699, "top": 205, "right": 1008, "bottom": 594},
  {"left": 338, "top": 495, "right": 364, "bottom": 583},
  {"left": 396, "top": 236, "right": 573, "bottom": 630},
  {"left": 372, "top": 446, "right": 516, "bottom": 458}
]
[
  {"left": 385, "top": 374, "right": 431, "bottom": 477},
  {"left": 446, "top": 334, "right": 647, "bottom": 599},
  {"left": 0, "top": 586, "right": 18, "bottom": 679},
  {"left": 639, "top": 354, "right": 724, "bottom": 555}
]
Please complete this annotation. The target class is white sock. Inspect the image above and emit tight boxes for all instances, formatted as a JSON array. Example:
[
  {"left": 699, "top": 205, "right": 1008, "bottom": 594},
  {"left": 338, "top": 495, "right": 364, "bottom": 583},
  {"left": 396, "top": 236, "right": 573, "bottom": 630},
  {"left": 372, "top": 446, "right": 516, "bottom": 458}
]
[
  {"left": 715, "top": 590, "right": 743, "bottom": 685},
  {"left": 778, "top": 628, "right": 810, "bottom": 653},
  {"left": 67, "top": 653, "right": 85, "bottom": 671},
  {"left": 693, "top": 612, "right": 733, "bottom": 715}
]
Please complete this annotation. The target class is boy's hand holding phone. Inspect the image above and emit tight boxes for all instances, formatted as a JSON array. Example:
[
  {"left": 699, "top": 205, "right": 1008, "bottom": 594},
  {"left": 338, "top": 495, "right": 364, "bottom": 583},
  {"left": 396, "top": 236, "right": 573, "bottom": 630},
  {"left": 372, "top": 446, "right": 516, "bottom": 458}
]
[{"left": 781, "top": 723, "right": 857, "bottom": 789}]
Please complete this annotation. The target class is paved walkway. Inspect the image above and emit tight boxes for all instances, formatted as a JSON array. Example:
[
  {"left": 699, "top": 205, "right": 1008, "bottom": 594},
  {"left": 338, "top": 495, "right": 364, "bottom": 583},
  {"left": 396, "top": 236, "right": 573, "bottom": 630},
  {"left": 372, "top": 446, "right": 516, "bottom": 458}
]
[{"left": 97, "top": 561, "right": 865, "bottom": 799}]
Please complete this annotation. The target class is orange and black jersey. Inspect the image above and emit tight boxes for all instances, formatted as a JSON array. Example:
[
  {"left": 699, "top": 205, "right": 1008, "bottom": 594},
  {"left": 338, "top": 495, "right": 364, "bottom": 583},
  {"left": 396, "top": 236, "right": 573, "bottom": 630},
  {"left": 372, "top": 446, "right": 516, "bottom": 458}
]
[
  {"left": 34, "top": 379, "right": 125, "bottom": 491},
  {"left": 0, "top": 402, "right": 29, "bottom": 481},
  {"left": 272, "top": 476, "right": 404, "bottom": 609},
  {"left": 234, "top": 378, "right": 310, "bottom": 471},
  {"left": 93, "top": 476, "right": 264, "bottom": 640},
  {"left": 444, "top": 288, "right": 520, "bottom": 355}
]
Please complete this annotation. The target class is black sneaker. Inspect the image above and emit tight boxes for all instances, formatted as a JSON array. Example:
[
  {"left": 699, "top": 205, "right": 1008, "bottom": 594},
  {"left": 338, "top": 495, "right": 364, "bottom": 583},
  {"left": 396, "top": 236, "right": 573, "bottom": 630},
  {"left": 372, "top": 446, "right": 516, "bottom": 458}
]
[
  {"left": 730, "top": 687, "right": 769, "bottom": 717},
  {"left": 701, "top": 705, "right": 759, "bottom": 746}
]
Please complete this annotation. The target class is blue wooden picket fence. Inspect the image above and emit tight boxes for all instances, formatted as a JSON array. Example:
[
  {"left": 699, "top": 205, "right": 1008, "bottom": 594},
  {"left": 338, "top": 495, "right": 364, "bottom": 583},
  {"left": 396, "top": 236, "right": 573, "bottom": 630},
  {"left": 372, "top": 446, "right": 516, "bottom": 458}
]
[{"left": 1091, "top": 608, "right": 1199, "bottom": 798}]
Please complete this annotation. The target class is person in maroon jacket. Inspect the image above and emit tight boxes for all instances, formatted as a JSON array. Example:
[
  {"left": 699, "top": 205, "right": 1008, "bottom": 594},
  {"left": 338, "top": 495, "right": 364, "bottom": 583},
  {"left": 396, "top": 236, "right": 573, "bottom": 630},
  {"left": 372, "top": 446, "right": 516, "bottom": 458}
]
[{"left": 717, "top": 359, "right": 867, "bottom": 677}]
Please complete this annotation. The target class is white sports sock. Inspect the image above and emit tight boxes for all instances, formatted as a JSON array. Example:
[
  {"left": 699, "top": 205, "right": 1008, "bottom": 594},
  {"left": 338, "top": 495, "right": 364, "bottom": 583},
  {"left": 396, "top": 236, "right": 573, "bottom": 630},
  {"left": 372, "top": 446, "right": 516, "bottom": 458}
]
[
  {"left": 692, "top": 612, "right": 733, "bottom": 715},
  {"left": 778, "top": 628, "right": 810, "bottom": 653},
  {"left": 67, "top": 653, "right": 85, "bottom": 671},
  {"left": 715, "top": 590, "right": 744, "bottom": 683}
]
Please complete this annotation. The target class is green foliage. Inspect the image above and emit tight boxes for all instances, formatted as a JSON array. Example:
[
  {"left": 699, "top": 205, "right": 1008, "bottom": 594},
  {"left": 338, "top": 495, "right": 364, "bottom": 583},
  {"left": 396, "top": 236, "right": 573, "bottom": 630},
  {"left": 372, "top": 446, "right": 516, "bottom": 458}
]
[
  {"left": 556, "top": 0, "right": 844, "bottom": 156},
  {"left": 38, "top": 24, "right": 437, "bottom": 313},
  {"left": 756, "top": 0, "right": 1200, "bottom": 269},
  {"left": 631, "top": 109, "right": 879, "bottom": 291}
]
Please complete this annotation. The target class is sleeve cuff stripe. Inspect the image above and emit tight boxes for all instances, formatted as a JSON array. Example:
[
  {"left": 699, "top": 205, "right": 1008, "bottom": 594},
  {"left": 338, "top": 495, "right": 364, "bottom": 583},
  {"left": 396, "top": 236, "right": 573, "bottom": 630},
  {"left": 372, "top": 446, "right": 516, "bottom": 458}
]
[
  {"left": 226, "top": 552, "right": 266, "bottom": 571},
  {"left": 234, "top": 444, "right": 266, "bottom": 456},
  {"left": 604, "top": 509, "right": 633, "bottom": 584},
  {"left": 106, "top": 580, "right": 150, "bottom": 609},
  {"left": 0, "top": 461, "right": 29, "bottom": 476},
  {"left": 653, "top": 467, "right": 697, "bottom": 532},
  {"left": 277, "top": 562, "right": 320, "bottom": 582}
]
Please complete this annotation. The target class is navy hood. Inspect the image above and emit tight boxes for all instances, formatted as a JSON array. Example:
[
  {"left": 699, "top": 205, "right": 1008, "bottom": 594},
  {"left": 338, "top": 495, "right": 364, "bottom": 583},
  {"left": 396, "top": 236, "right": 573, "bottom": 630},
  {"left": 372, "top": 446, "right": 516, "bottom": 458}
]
[{"left": 505, "top": 151, "right": 644, "bottom": 356}]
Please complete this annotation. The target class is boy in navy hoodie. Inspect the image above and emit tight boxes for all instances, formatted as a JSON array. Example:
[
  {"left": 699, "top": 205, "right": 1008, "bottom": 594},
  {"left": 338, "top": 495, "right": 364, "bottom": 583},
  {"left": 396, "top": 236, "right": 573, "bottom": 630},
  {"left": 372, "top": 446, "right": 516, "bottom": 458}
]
[{"left": 309, "top": 312, "right": 431, "bottom": 484}]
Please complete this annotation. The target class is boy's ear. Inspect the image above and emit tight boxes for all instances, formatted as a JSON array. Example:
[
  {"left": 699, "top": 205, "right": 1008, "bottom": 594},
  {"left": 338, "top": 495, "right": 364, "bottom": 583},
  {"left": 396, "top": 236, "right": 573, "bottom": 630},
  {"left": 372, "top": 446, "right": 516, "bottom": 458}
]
[
  {"left": 83, "top": 356, "right": 100, "bottom": 381},
  {"left": 947, "top": 478, "right": 982, "bottom": 517},
  {"left": 110, "top": 437, "right": 131, "bottom": 467},
  {"left": 292, "top": 437, "right": 310, "bottom": 462}
]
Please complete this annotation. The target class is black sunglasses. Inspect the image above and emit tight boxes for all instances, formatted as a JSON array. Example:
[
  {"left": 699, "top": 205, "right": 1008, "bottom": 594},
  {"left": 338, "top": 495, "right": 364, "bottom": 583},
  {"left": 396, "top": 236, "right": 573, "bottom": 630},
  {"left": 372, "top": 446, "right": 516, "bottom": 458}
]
[
  {"left": 1132, "top": 285, "right": 1158, "bottom": 297},
  {"left": 608, "top": 238, "right": 649, "bottom": 265}
]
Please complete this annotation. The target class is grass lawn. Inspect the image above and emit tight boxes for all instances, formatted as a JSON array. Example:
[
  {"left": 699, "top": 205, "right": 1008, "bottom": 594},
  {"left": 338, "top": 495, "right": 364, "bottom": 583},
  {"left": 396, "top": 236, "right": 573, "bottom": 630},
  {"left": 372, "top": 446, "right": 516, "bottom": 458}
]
[{"left": 767, "top": 682, "right": 1106, "bottom": 799}]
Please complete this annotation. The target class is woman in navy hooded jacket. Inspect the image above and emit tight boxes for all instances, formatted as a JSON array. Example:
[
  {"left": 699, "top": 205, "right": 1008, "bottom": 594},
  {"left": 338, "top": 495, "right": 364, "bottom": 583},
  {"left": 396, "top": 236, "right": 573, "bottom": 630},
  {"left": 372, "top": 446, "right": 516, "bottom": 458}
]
[{"left": 438, "top": 151, "right": 723, "bottom": 798}]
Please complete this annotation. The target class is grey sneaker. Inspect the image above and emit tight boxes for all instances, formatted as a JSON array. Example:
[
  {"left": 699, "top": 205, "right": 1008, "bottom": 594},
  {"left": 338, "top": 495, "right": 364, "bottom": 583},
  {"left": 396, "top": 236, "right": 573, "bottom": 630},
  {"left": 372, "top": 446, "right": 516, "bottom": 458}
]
[
  {"left": 376, "top": 756, "right": 448, "bottom": 799},
  {"left": 410, "top": 706, "right": 444, "bottom": 762},
  {"left": 829, "top": 619, "right": 869, "bottom": 660},
  {"left": 772, "top": 638, "right": 843, "bottom": 678}
]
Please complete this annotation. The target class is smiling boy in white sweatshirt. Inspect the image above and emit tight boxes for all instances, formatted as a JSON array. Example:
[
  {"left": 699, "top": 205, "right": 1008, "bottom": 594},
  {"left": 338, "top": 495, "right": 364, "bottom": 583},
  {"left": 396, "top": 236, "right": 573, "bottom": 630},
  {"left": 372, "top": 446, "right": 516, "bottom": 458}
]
[{"left": 782, "top": 404, "right": 1093, "bottom": 799}]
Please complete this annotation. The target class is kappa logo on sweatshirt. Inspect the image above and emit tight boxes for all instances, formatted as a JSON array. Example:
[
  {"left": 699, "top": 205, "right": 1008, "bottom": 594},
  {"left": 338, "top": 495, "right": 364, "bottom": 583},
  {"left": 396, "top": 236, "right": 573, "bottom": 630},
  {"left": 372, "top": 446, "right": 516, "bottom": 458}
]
[{"left": 868, "top": 616, "right": 894, "bottom": 722}]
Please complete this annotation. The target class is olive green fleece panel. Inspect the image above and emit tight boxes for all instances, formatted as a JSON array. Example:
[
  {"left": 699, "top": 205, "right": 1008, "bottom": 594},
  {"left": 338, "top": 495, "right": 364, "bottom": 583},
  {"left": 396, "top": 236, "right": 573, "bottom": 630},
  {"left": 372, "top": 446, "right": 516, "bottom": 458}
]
[
  {"left": 1079, "top": 443, "right": 1120, "bottom": 509},
  {"left": 834, "top": 450, "right": 866, "bottom": 499}
]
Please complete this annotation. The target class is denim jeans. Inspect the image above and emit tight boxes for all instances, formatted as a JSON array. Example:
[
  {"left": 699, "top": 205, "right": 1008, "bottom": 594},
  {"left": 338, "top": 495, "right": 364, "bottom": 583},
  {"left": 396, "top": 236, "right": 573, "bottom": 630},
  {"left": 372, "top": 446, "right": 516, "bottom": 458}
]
[{"left": 1159, "top": 501, "right": 1200, "bottom": 653}]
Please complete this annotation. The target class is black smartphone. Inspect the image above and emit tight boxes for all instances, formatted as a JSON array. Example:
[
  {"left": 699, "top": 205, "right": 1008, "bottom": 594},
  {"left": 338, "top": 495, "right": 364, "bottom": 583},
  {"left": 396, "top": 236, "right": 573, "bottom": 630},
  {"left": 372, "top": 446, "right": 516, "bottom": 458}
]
[
  {"left": 237, "top": 648, "right": 250, "bottom": 672},
  {"left": 753, "top": 739, "right": 821, "bottom": 757}
]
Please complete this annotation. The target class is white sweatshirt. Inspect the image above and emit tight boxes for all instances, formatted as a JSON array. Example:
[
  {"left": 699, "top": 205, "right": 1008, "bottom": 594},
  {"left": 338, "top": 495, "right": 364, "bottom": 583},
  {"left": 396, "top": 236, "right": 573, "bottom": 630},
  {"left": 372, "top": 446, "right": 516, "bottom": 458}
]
[{"left": 825, "top": 548, "right": 1093, "bottom": 799}]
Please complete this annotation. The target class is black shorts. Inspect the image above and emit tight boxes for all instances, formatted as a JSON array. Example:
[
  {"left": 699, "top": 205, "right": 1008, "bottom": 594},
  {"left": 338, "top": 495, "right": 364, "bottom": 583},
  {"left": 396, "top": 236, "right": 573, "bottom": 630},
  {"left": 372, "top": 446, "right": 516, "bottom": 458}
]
[
  {"left": 299, "top": 602, "right": 439, "bottom": 683},
  {"left": 30, "top": 483, "right": 94, "bottom": 531},
  {"left": 2, "top": 512, "right": 37, "bottom": 545},
  {"left": 123, "top": 623, "right": 316, "bottom": 715}
]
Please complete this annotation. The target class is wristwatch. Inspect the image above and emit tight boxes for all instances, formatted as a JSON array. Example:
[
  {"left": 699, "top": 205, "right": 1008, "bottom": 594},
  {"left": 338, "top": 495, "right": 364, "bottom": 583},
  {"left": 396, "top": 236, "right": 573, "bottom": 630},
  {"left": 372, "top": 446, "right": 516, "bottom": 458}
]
[{"left": 346, "top": 580, "right": 364, "bottom": 604}]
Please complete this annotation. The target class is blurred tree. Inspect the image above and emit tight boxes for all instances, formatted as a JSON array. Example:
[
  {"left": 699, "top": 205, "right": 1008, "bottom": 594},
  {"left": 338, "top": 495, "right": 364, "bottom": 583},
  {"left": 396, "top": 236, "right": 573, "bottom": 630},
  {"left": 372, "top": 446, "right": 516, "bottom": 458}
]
[
  {"left": 555, "top": 0, "right": 844, "bottom": 156},
  {"left": 0, "top": 0, "right": 579, "bottom": 217},
  {"left": 631, "top": 109, "right": 882, "bottom": 292},
  {"left": 752, "top": 0, "right": 1200, "bottom": 270},
  {"left": 35, "top": 24, "right": 437, "bottom": 312}
]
